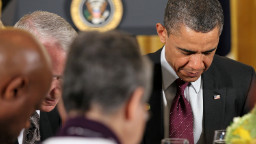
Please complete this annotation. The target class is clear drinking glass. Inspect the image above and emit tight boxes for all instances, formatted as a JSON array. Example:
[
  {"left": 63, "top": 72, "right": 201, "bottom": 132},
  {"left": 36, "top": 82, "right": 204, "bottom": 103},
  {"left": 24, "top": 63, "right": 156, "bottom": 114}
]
[
  {"left": 161, "top": 138, "right": 189, "bottom": 144},
  {"left": 213, "top": 130, "right": 226, "bottom": 144}
]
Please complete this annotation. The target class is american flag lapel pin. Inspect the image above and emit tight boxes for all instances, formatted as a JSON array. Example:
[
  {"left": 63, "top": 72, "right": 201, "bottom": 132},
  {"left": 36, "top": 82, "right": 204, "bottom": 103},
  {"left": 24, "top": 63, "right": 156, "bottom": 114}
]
[{"left": 213, "top": 94, "right": 221, "bottom": 100}]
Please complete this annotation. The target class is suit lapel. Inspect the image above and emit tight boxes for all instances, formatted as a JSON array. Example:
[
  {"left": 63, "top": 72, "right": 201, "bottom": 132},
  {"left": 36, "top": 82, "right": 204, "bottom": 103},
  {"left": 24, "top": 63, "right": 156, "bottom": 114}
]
[
  {"left": 40, "top": 111, "right": 53, "bottom": 141},
  {"left": 143, "top": 49, "right": 164, "bottom": 144},
  {"left": 39, "top": 108, "right": 61, "bottom": 141},
  {"left": 202, "top": 59, "right": 226, "bottom": 143}
]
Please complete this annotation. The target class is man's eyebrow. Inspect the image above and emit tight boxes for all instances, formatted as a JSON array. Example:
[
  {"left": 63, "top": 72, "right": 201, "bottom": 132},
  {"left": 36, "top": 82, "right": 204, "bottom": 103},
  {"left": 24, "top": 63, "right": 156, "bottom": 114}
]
[
  {"left": 177, "top": 47, "right": 196, "bottom": 54},
  {"left": 203, "top": 47, "right": 217, "bottom": 53},
  {"left": 177, "top": 47, "right": 217, "bottom": 53}
]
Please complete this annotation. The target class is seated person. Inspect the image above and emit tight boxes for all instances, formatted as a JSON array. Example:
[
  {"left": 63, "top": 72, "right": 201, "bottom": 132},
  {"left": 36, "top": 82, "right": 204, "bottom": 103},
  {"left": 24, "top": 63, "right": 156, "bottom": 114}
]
[
  {"left": 43, "top": 30, "right": 152, "bottom": 144},
  {"left": 0, "top": 28, "right": 52, "bottom": 143},
  {"left": 14, "top": 11, "right": 77, "bottom": 143},
  {"left": 143, "top": 0, "right": 256, "bottom": 143}
]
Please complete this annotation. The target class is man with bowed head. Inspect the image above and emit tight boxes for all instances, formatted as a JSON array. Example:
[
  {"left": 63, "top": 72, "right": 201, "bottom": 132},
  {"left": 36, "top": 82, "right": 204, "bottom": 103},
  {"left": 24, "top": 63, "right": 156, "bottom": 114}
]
[
  {"left": 43, "top": 30, "right": 152, "bottom": 144},
  {"left": 15, "top": 10, "right": 77, "bottom": 113},
  {"left": 0, "top": 28, "right": 52, "bottom": 144},
  {"left": 143, "top": 0, "right": 256, "bottom": 144},
  {"left": 14, "top": 11, "right": 77, "bottom": 143}
]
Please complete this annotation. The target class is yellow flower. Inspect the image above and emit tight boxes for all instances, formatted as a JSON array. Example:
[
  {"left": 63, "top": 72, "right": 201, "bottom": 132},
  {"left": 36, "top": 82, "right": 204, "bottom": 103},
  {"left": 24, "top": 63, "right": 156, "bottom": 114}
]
[
  {"left": 251, "top": 139, "right": 256, "bottom": 144},
  {"left": 231, "top": 139, "right": 249, "bottom": 144},
  {"left": 233, "top": 127, "right": 252, "bottom": 142},
  {"left": 231, "top": 139, "right": 256, "bottom": 144}
]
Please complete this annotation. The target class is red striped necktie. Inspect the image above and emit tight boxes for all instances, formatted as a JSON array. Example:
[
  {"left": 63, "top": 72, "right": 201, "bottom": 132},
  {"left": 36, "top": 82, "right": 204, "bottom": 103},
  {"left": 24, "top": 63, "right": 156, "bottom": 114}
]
[{"left": 169, "top": 78, "right": 194, "bottom": 144}]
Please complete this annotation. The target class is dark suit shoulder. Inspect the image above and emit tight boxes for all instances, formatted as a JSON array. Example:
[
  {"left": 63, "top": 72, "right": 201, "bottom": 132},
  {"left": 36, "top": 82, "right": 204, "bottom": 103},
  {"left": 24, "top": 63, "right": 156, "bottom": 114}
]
[
  {"left": 146, "top": 48, "right": 162, "bottom": 64},
  {"left": 210, "top": 55, "right": 255, "bottom": 83},
  {"left": 40, "top": 108, "right": 61, "bottom": 141},
  {"left": 213, "top": 55, "right": 254, "bottom": 72}
]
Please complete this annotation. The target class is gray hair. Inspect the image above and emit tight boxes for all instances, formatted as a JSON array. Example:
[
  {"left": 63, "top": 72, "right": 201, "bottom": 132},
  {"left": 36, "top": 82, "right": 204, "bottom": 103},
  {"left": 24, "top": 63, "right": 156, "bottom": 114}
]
[
  {"left": 164, "top": 0, "right": 224, "bottom": 35},
  {"left": 63, "top": 30, "right": 152, "bottom": 114},
  {"left": 14, "top": 11, "right": 77, "bottom": 51}
]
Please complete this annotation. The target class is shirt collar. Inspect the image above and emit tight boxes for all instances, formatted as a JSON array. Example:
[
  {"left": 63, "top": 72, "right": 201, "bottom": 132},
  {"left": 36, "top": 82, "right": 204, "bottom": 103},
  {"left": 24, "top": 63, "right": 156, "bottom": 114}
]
[
  {"left": 191, "top": 76, "right": 201, "bottom": 94},
  {"left": 57, "top": 116, "right": 121, "bottom": 144},
  {"left": 36, "top": 110, "right": 40, "bottom": 117},
  {"left": 160, "top": 46, "right": 201, "bottom": 93},
  {"left": 161, "top": 46, "right": 178, "bottom": 90}
]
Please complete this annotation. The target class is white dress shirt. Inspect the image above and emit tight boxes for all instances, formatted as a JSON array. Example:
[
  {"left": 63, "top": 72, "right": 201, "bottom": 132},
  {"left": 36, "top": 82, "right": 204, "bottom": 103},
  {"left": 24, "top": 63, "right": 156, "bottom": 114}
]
[
  {"left": 161, "top": 47, "right": 204, "bottom": 144},
  {"left": 18, "top": 110, "right": 40, "bottom": 144},
  {"left": 43, "top": 137, "right": 116, "bottom": 144}
]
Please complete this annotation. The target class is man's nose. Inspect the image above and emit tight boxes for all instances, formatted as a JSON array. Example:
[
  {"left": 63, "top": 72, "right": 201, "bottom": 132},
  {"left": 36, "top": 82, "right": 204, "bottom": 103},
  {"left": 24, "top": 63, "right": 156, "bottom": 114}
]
[
  {"left": 50, "top": 79, "right": 62, "bottom": 89},
  {"left": 49, "top": 85, "right": 62, "bottom": 97},
  {"left": 188, "top": 54, "right": 204, "bottom": 70}
]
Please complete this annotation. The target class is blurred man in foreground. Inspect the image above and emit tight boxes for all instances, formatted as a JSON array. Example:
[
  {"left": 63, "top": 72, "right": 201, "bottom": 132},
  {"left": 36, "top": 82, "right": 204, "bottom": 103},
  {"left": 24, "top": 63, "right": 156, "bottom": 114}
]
[
  {"left": 43, "top": 30, "right": 152, "bottom": 144},
  {"left": 14, "top": 11, "right": 77, "bottom": 143},
  {"left": 0, "top": 28, "right": 51, "bottom": 144}
]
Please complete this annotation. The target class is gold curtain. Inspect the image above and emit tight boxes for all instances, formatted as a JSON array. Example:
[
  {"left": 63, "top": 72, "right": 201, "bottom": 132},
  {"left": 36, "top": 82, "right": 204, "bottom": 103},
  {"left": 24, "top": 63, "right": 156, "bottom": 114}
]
[
  {"left": 136, "top": 35, "right": 163, "bottom": 55},
  {"left": 233, "top": 1, "right": 256, "bottom": 69},
  {"left": 0, "top": 0, "right": 2, "bottom": 17}
]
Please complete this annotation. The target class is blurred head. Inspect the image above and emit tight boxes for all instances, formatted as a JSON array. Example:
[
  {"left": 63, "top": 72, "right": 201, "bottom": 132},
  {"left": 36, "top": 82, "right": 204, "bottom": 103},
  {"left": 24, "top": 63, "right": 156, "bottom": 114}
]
[
  {"left": 157, "top": 0, "right": 223, "bottom": 82},
  {"left": 0, "top": 28, "right": 51, "bottom": 143},
  {"left": 63, "top": 30, "right": 152, "bottom": 144},
  {"left": 15, "top": 11, "right": 77, "bottom": 112}
]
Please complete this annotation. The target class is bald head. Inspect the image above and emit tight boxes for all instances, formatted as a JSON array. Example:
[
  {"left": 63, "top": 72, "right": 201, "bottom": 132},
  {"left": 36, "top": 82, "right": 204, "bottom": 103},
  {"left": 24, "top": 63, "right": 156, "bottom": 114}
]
[
  {"left": 0, "top": 28, "right": 51, "bottom": 76},
  {"left": 0, "top": 28, "right": 52, "bottom": 143}
]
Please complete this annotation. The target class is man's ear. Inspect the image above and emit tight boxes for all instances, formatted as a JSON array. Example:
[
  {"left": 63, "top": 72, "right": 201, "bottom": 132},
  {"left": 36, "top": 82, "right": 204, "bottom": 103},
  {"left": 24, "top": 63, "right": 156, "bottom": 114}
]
[
  {"left": 3, "top": 77, "right": 27, "bottom": 101},
  {"left": 156, "top": 23, "right": 168, "bottom": 43},
  {"left": 124, "top": 87, "right": 144, "bottom": 121}
]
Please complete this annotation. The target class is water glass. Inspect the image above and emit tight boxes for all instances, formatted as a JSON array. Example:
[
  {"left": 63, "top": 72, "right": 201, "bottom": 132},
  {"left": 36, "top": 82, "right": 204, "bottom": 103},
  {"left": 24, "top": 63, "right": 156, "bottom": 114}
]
[
  {"left": 161, "top": 138, "right": 189, "bottom": 144},
  {"left": 213, "top": 130, "right": 226, "bottom": 144}
]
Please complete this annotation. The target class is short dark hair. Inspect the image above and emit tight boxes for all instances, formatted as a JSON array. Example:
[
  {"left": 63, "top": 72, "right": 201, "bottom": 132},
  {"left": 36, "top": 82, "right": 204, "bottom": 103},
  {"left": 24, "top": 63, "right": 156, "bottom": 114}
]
[
  {"left": 164, "top": 0, "right": 224, "bottom": 35},
  {"left": 63, "top": 30, "right": 152, "bottom": 114}
]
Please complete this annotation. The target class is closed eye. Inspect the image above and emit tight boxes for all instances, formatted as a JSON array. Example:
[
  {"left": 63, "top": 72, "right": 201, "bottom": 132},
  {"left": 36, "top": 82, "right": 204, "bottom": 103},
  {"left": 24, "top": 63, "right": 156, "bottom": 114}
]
[
  {"left": 178, "top": 47, "right": 216, "bottom": 55},
  {"left": 177, "top": 47, "right": 196, "bottom": 55},
  {"left": 202, "top": 48, "right": 216, "bottom": 55}
]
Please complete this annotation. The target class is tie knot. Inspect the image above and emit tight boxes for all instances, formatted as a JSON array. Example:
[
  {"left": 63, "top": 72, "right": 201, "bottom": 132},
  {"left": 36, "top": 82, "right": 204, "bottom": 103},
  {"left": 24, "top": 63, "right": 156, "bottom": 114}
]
[
  {"left": 30, "top": 112, "right": 39, "bottom": 124},
  {"left": 23, "top": 111, "right": 40, "bottom": 144},
  {"left": 176, "top": 78, "right": 189, "bottom": 92}
]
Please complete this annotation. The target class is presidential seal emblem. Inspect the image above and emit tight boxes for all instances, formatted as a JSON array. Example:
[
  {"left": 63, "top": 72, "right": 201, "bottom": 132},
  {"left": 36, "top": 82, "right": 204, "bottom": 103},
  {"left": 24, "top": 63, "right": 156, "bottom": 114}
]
[{"left": 71, "top": 0, "right": 123, "bottom": 32}]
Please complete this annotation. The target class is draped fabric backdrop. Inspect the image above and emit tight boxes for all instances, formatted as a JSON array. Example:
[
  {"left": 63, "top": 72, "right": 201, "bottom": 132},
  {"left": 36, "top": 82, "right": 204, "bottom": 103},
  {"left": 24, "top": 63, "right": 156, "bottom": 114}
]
[
  {"left": 136, "top": 35, "right": 163, "bottom": 55},
  {"left": 235, "top": 1, "right": 256, "bottom": 69},
  {"left": 0, "top": 0, "right": 2, "bottom": 17}
]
